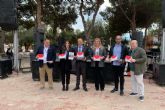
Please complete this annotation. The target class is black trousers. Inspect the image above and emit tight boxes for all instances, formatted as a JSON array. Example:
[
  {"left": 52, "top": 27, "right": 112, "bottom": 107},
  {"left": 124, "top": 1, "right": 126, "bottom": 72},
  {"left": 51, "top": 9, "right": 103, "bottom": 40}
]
[
  {"left": 60, "top": 60, "right": 71, "bottom": 85},
  {"left": 93, "top": 67, "right": 105, "bottom": 90},
  {"left": 61, "top": 69, "right": 70, "bottom": 85},
  {"left": 76, "top": 61, "right": 86, "bottom": 88},
  {"left": 112, "top": 65, "right": 125, "bottom": 91}
]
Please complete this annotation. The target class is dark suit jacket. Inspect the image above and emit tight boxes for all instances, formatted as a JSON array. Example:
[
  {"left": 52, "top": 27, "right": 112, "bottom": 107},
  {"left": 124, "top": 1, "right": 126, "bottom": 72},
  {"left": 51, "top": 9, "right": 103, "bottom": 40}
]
[
  {"left": 59, "top": 47, "right": 74, "bottom": 71},
  {"left": 36, "top": 45, "right": 56, "bottom": 68},
  {"left": 109, "top": 44, "right": 128, "bottom": 66},
  {"left": 74, "top": 45, "right": 89, "bottom": 62}
]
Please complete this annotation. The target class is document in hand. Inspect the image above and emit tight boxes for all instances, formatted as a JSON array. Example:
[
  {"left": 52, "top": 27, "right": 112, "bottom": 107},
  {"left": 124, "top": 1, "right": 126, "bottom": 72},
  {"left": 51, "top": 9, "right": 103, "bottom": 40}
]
[
  {"left": 76, "top": 52, "right": 84, "bottom": 59},
  {"left": 58, "top": 53, "right": 66, "bottom": 59},
  {"left": 93, "top": 55, "right": 103, "bottom": 61},
  {"left": 36, "top": 54, "right": 44, "bottom": 60},
  {"left": 125, "top": 55, "right": 132, "bottom": 62},
  {"left": 110, "top": 55, "right": 118, "bottom": 61},
  {"left": 68, "top": 52, "right": 74, "bottom": 60}
]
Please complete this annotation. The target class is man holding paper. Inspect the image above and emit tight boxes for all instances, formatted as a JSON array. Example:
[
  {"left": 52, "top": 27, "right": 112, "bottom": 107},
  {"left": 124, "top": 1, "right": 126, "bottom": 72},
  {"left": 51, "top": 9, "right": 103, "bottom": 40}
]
[
  {"left": 36, "top": 38, "right": 56, "bottom": 90},
  {"left": 73, "top": 38, "right": 89, "bottom": 91},
  {"left": 91, "top": 38, "right": 107, "bottom": 91},
  {"left": 129, "top": 40, "right": 147, "bottom": 102},
  {"left": 109, "top": 35, "right": 128, "bottom": 96}
]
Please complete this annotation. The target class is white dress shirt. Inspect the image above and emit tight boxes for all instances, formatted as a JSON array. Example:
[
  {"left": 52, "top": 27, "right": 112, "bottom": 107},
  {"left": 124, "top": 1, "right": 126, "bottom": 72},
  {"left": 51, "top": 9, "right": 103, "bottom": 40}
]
[
  {"left": 95, "top": 48, "right": 100, "bottom": 55},
  {"left": 43, "top": 47, "right": 48, "bottom": 63}
]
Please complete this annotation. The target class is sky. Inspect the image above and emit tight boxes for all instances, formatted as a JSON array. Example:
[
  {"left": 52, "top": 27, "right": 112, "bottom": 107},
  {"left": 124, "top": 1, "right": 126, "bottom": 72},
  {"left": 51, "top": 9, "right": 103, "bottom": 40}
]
[
  {"left": 71, "top": 0, "right": 132, "bottom": 40},
  {"left": 72, "top": 0, "right": 111, "bottom": 31}
]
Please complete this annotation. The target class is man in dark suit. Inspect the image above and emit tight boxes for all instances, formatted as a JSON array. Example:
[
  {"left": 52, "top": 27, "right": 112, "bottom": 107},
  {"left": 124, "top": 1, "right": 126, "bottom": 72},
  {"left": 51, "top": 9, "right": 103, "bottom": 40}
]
[
  {"left": 36, "top": 38, "right": 56, "bottom": 89},
  {"left": 73, "top": 38, "right": 88, "bottom": 91},
  {"left": 109, "top": 35, "right": 128, "bottom": 96}
]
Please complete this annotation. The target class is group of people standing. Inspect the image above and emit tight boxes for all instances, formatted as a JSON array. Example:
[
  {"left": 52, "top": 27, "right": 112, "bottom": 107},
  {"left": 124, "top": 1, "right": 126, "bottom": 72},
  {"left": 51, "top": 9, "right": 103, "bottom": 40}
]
[{"left": 36, "top": 35, "right": 147, "bottom": 102}]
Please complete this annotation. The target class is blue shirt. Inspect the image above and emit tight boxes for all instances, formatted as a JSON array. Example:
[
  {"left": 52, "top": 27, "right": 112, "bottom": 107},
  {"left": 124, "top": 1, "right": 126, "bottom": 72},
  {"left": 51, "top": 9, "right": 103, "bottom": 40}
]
[
  {"left": 113, "top": 44, "right": 122, "bottom": 66},
  {"left": 78, "top": 45, "right": 83, "bottom": 52}
]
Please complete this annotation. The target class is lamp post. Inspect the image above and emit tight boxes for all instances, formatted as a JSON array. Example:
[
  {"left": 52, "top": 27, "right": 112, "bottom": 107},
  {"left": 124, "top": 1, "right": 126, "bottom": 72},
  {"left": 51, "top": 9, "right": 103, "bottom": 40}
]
[
  {"left": 161, "top": 0, "right": 165, "bottom": 62},
  {"left": 13, "top": 30, "right": 19, "bottom": 72},
  {"left": 161, "top": 29, "right": 165, "bottom": 62}
]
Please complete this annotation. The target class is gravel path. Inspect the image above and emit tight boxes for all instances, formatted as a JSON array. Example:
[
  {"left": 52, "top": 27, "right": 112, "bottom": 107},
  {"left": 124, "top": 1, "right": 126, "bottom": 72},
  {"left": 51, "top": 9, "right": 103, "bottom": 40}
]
[{"left": 0, "top": 72, "right": 164, "bottom": 110}]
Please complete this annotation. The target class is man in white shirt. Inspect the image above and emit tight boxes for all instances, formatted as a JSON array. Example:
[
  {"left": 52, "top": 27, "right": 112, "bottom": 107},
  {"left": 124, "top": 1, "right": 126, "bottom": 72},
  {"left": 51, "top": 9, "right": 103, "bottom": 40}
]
[{"left": 36, "top": 38, "right": 55, "bottom": 89}]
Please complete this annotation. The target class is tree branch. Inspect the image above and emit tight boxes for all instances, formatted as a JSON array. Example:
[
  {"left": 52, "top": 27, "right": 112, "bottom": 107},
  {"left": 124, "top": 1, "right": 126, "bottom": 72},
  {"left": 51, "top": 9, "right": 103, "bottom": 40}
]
[
  {"left": 80, "top": 0, "right": 87, "bottom": 32},
  {"left": 117, "top": 0, "right": 132, "bottom": 23},
  {"left": 87, "top": 0, "right": 103, "bottom": 34}
]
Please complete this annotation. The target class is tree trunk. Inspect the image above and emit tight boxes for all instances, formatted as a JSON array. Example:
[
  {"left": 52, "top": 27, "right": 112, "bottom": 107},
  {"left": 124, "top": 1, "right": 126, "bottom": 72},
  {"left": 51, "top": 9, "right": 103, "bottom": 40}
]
[
  {"left": 144, "top": 27, "right": 148, "bottom": 50},
  {"left": 53, "top": 20, "right": 58, "bottom": 37},
  {"left": 79, "top": 0, "right": 103, "bottom": 46},
  {"left": 34, "top": 0, "right": 43, "bottom": 54},
  {"left": 117, "top": 0, "right": 137, "bottom": 38},
  {"left": 0, "top": 30, "right": 5, "bottom": 53},
  {"left": 130, "top": 4, "right": 137, "bottom": 41},
  {"left": 36, "top": 0, "right": 42, "bottom": 27}
]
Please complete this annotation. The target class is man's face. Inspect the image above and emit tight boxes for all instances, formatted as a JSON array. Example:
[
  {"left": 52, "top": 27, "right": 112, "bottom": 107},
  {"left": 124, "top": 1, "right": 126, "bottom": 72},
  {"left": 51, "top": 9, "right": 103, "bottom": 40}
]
[
  {"left": 115, "top": 36, "right": 122, "bottom": 44},
  {"left": 77, "top": 38, "right": 83, "bottom": 46},
  {"left": 130, "top": 40, "right": 138, "bottom": 50},
  {"left": 44, "top": 39, "right": 50, "bottom": 47}
]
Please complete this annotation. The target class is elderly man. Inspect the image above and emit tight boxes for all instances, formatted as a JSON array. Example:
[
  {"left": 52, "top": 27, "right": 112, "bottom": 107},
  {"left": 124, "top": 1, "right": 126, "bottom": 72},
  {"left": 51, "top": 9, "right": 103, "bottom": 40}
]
[{"left": 129, "top": 40, "right": 147, "bottom": 102}]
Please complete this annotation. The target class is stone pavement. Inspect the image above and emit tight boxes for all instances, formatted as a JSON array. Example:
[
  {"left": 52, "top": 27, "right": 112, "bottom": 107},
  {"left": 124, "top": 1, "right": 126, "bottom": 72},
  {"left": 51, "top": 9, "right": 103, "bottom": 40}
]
[{"left": 0, "top": 72, "right": 165, "bottom": 110}]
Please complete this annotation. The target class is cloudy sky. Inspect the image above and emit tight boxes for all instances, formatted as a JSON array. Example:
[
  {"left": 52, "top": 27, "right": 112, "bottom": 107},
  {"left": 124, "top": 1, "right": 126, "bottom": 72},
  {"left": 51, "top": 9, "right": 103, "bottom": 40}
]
[{"left": 72, "top": 0, "right": 111, "bottom": 31}]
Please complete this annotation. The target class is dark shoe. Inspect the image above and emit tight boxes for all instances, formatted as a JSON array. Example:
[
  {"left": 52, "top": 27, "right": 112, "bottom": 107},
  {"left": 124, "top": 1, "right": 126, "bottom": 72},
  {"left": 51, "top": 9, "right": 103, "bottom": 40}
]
[
  {"left": 139, "top": 96, "right": 144, "bottom": 102},
  {"left": 73, "top": 87, "right": 80, "bottom": 91},
  {"left": 66, "top": 85, "right": 69, "bottom": 91},
  {"left": 101, "top": 88, "right": 104, "bottom": 91},
  {"left": 95, "top": 88, "right": 99, "bottom": 91},
  {"left": 49, "top": 87, "right": 53, "bottom": 90},
  {"left": 130, "top": 93, "right": 138, "bottom": 96},
  {"left": 120, "top": 91, "right": 124, "bottom": 96},
  {"left": 111, "top": 88, "right": 118, "bottom": 93},
  {"left": 83, "top": 87, "right": 88, "bottom": 92},
  {"left": 95, "top": 86, "right": 99, "bottom": 91},
  {"left": 62, "top": 85, "right": 65, "bottom": 91},
  {"left": 40, "top": 87, "right": 45, "bottom": 90}
]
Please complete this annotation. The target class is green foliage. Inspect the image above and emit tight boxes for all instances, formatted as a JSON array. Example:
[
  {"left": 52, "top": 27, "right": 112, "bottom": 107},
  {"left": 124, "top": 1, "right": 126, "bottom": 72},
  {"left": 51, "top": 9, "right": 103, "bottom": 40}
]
[
  {"left": 43, "top": 0, "right": 77, "bottom": 34},
  {"left": 17, "top": 0, "right": 78, "bottom": 34},
  {"left": 19, "top": 27, "right": 34, "bottom": 46},
  {"left": 101, "top": 0, "right": 161, "bottom": 37},
  {"left": 17, "top": 0, "right": 36, "bottom": 29}
]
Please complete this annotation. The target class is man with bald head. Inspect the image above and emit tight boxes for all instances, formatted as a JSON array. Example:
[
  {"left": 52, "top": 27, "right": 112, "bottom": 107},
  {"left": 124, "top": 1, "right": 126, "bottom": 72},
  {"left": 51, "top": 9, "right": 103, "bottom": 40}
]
[
  {"left": 109, "top": 35, "right": 128, "bottom": 96},
  {"left": 129, "top": 40, "right": 147, "bottom": 102},
  {"left": 73, "top": 38, "right": 89, "bottom": 91}
]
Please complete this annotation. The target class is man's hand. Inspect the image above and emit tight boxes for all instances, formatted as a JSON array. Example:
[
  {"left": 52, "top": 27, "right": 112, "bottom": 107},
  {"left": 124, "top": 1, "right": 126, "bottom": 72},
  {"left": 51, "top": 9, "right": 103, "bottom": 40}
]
[
  {"left": 118, "top": 59, "right": 124, "bottom": 63},
  {"left": 100, "top": 56, "right": 105, "bottom": 60},
  {"left": 131, "top": 59, "right": 136, "bottom": 63},
  {"left": 105, "top": 57, "right": 109, "bottom": 61},
  {"left": 47, "top": 61, "right": 53, "bottom": 63},
  {"left": 82, "top": 57, "right": 86, "bottom": 61}
]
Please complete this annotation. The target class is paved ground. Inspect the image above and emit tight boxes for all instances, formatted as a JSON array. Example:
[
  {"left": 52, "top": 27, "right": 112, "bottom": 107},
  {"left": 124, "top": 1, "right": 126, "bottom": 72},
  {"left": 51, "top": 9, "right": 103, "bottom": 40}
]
[{"left": 0, "top": 72, "right": 165, "bottom": 110}]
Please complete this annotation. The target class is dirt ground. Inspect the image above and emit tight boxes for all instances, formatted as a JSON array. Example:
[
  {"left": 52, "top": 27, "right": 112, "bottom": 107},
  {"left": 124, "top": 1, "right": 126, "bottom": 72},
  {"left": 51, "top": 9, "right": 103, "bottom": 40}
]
[{"left": 0, "top": 72, "right": 165, "bottom": 110}]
